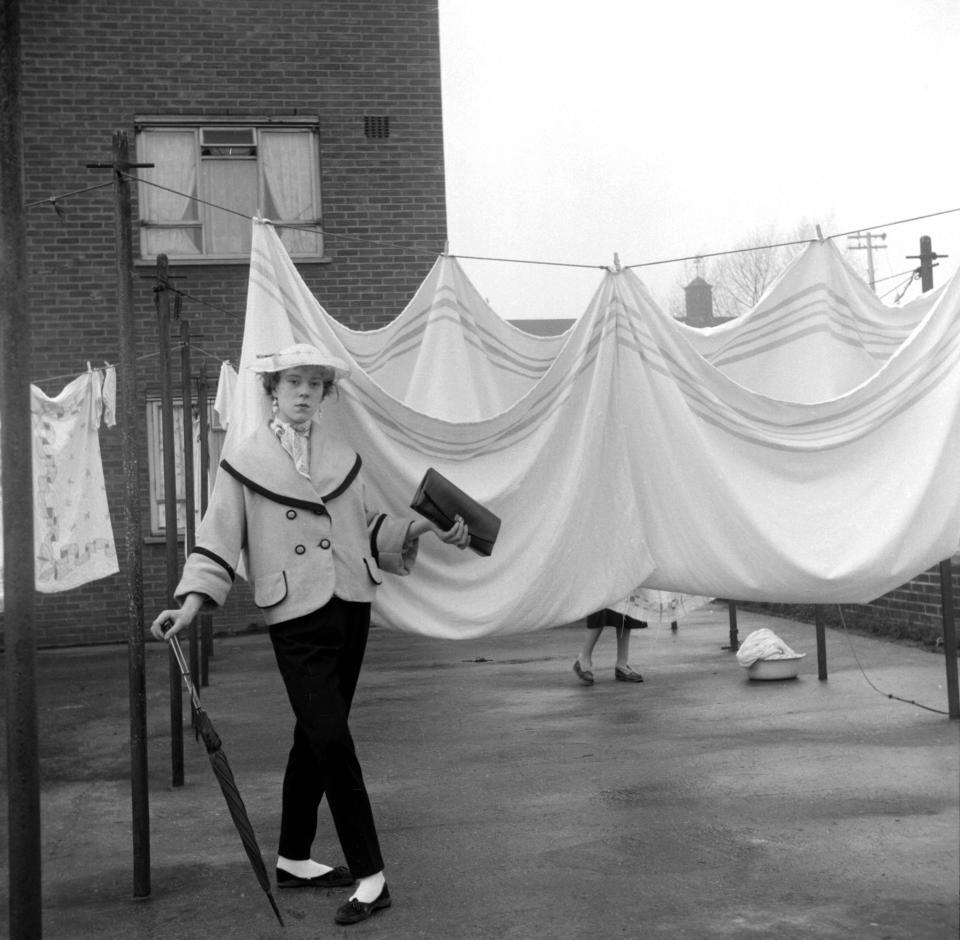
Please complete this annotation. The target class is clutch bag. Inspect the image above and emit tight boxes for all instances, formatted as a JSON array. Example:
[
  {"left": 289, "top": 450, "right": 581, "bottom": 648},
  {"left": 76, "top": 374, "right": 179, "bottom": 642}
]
[{"left": 410, "top": 468, "right": 501, "bottom": 556}]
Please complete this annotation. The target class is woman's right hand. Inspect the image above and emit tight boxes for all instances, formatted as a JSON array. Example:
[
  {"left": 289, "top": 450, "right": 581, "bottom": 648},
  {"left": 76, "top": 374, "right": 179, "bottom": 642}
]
[{"left": 149, "top": 594, "right": 204, "bottom": 640}]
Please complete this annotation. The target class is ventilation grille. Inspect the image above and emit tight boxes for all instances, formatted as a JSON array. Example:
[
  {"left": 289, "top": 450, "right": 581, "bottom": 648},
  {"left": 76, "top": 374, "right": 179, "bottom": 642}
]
[{"left": 364, "top": 115, "right": 390, "bottom": 139}]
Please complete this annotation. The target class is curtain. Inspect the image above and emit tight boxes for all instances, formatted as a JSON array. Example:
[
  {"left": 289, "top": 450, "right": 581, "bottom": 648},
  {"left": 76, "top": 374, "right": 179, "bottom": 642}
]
[
  {"left": 139, "top": 130, "right": 200, "bottom": 256},
  {"left": 261, "top": 130, "right": 321, "bottom": 256}
]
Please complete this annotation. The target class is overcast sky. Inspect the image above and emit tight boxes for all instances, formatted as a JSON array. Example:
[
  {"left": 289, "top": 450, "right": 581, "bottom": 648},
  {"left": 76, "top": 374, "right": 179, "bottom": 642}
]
[{"left": 438, "top": 0, "right": 960, "bottom": 319}]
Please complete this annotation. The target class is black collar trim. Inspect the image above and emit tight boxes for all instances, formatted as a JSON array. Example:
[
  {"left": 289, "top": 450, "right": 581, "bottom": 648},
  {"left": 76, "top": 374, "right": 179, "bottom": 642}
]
[{"left": 220, "top": 453, "right": 362, "bottom": 510}]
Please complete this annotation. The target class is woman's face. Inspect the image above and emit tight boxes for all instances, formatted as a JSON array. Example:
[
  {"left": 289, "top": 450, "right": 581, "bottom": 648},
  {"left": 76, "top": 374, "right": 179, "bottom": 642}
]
[{"left": 274, "top": 365, "right": 330, "bottom": 424}]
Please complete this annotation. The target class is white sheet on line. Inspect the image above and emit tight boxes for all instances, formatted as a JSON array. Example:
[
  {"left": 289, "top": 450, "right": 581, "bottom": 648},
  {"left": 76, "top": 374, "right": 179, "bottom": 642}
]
[{"left": 216, "top": 219, "right": 960, "bottom": 638}]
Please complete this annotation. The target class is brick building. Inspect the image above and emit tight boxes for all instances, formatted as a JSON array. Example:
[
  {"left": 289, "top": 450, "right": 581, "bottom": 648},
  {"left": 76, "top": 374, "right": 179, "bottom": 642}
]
[{"left": 11, "top": 0, "right": 447, "bottom": 646}]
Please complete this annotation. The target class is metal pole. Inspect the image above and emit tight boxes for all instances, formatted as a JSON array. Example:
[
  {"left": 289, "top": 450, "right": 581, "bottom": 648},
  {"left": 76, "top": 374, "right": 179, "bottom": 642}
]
[
  {"left": 154, "top": 255, "right": 184, "bottom": 783},
  {"left": 726, "top": 600, "right": 739, "bottom": 651},
  {"left": 109, "top": 130, "right": 152, "bottom": 895},
  {"left": 814, "top": 605, "right": 828, "bottom": 680},
  {"left": 196, "top": 362, "right": 213, "bottom": 686},
  {"left": 938, "top": 560, "right": 960, "bottom": 719},
  {"left": 179, "top": 320, "right": 199, "bottom": 692},
  {"left": 914, "top": 236, "right": 960, "bottom": 719},
  {"left": 1, "top": 0, "right": 43, "bottom": 933}
]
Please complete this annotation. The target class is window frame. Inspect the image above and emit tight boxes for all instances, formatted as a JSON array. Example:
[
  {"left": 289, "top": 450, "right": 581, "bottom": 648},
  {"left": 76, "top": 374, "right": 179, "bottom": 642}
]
[
  {"left": 134, "top": 114, "right": 325, "bottom": 264},
  {"left": 145, "top": 396, "right": 227, "bottom": 538}
]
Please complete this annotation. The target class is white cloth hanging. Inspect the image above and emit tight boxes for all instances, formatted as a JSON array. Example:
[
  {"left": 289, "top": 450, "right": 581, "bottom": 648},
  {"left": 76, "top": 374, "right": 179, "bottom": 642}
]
[
  {"left": 218, "top": 220, "right": 960, "bottom": 638},
  {"left": 0, "top": 369, "right": 119, "bottom": 609}
]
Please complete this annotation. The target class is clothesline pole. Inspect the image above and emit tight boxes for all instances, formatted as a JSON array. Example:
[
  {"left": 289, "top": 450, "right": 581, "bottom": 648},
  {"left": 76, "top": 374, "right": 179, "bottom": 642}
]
[
  {"left": 915, "top": 236, "right": 960, "bottom": 719},
  {"left": 196, "top": 363, "right": 214, "bottom": 687},
  {"left": 814, "top": 606, "right": 828, "bottom": 680},
  {"left": 726, "top": 601, "right": 739, "bottom": 651},
  {"left": 103, "top": 129, "right": 152, "bottom": 895},
  {"left": 179, "top": 319, "right": 200, "bottom": 697},
  {"left": 154, "top": 253, "right": 185, "bottom": 784},
  {"left": 1, "top": 3, "right": 43, "bottom": 932}
]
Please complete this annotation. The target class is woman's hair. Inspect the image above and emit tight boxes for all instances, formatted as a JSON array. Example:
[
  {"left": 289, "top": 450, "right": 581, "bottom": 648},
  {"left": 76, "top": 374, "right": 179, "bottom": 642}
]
[{"left": 261, "top": 368, "right": 338, "bottom": 401}]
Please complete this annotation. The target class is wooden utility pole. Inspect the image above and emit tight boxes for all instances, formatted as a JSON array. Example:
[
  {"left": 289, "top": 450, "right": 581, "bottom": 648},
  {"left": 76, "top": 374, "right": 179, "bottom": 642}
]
[
  {"left": 847, "top": 231, "right": 887, "bottom": 291},
  {"left": 2, "top": 0, "right": 42, "bottom": 935},
  {"left": 196, "top": 364, "right": 213, "bottom": 686},
  {"left": 179, "top": 320, "right": 200, "bottom": 694},
  {"left": 909, "top": 235, "right": 959, "bottom": 719},
  {"left": 86, "top": 132, "right": 155, "bottom": 893},
  {"left": 154, "top": 254, "right": 185, "bottom": 784}
]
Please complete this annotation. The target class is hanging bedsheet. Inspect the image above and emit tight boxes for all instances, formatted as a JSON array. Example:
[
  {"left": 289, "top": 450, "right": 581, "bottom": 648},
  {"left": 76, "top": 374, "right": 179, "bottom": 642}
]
[
  {"left": 0, "top": 369, "right": 119, "bottom": 609},
  {"left": 222, "top": 220, "right": 960, "bottom": 638}
]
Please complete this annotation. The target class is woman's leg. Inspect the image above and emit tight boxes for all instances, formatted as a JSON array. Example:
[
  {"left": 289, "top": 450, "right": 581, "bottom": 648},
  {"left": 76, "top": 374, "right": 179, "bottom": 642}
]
[
  {"left": 578, "top": 627, "right": 603, "bottom": 671},
  {"left": 614, "top": 623, "right": 631, "bottom": 670},
  {"left": 270, "top": 599, "right": 384, "bottom": 878}
]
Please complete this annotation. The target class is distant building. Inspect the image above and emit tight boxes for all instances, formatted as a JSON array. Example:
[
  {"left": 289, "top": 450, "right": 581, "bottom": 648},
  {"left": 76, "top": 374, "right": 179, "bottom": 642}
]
[
  {"left": 676, "top": 276, "right": 735, "bottom": 327},
  {"left": 12, "top": 0, "right": 447, "bottom": 647}
]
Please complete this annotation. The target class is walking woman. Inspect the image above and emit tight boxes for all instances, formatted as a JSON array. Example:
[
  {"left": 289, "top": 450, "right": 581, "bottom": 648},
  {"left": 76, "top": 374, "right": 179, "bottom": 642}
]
[{"left": 150, "top": 343, "right": 469, "bottom": 926}]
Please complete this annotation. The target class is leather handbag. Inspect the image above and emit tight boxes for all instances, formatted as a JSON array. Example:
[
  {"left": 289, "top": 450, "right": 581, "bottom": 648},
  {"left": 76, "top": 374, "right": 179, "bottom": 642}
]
[{"left": 410, "top": 467, "right": 501, "bottom": 556}]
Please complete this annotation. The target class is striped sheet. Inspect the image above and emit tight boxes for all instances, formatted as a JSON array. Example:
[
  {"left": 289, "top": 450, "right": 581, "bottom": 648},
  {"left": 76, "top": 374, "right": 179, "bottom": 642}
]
[{"left": 219, "top": 220, "right": 960, "bottom": 637}]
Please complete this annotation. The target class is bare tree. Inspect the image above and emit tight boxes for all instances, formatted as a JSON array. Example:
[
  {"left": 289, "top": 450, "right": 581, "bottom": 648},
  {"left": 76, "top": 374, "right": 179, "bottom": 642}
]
[{"left": 671, "top": 218, "right": 831, "bottom": 320}]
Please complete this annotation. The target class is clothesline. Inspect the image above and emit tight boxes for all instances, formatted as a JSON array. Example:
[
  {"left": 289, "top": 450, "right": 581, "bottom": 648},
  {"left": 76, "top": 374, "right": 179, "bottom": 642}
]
[
  {"left": 27, "top": 170, "right": 960, "bottom": 277},
  {"left": 33, "top": 344, "right": 228, "bottom": 388},
  {"left": 122, "top": 173, "right": 441, "bottom": 261}
]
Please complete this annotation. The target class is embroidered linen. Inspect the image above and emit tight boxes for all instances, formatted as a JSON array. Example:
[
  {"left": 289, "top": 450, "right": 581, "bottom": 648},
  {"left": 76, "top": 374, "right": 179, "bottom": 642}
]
[{"left": 0, "top": 369, "right": 119, "bottom": 608}]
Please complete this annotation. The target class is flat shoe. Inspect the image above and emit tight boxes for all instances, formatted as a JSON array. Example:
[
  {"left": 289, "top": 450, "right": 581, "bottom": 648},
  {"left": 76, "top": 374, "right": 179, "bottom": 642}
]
[
  {"left": 573, "top": 660, "right": 594, "bottom": 685},
  {"left": 335, "top": 884, "right": 391, "bottom": 924},
  {"left": 276, "top": 864, "right": 353, "bottom": 888},
  {"left": 615, "top": 666, "right": 644, "bottom": 683}
]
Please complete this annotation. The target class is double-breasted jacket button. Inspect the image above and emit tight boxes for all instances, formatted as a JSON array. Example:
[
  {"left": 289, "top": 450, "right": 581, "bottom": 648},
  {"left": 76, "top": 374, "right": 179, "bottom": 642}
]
[
  {"left": 319, "top": 538, "right": 331, "bottom": 550},
  {"left": 286, "top": 509, "right": 297, "bottom": 519},
  {"left": 294, "top": 544, "right": 306, "bottom": 555}
]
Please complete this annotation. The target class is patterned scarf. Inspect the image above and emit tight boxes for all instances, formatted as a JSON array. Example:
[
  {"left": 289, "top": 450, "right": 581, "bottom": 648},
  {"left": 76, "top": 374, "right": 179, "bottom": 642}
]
[{"left": 270, "top": 416, "right": 312, "bottom": 480}]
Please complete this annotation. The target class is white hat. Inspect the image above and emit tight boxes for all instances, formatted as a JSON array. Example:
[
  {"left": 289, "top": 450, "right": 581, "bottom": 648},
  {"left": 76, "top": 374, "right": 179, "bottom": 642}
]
[{"left": 248, "top": 342, "right": 351, "bottom": 379}]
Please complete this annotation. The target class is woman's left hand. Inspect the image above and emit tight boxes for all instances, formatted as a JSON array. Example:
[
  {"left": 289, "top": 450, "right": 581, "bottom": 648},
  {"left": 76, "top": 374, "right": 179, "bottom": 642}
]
[{"left": 436, "top": 515, "right": 470, "bottom": 549}]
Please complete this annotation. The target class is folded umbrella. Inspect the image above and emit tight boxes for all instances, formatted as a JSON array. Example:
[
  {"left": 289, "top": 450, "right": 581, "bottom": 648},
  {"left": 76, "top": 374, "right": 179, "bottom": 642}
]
[{"left": 169, "top": 635, "right": 284, "bottom": 927}]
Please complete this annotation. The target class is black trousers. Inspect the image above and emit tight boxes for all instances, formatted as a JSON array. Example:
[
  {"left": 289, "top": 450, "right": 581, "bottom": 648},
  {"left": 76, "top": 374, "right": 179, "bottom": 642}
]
[{"left": 269, "top": 597, "right": 384, "bottom": 878}]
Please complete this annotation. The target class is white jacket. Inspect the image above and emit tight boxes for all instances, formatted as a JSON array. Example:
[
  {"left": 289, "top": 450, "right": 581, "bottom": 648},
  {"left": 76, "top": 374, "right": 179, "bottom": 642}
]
[{"left": 175, "top": 422, "right": 417, "bottom": 625}]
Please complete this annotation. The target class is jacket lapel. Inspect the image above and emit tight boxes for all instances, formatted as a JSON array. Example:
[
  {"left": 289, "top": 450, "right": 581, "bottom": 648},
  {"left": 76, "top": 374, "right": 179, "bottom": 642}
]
[{"left": 229, "top": 421, "right": 358, "bottom": 504}]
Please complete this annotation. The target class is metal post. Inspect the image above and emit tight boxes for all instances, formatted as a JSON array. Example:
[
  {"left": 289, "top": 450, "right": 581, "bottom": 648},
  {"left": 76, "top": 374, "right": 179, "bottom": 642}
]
[
  {"left": 938, "top": 559, "right": 960, "bottom": 719},
  {"left": 1, "top": 0, "right": 43, "bottom": 932},
  {"left": 814, "top": 605, "right": 828, "bottom": 680},
  {"left": 196, "top": 363, "right": 213, "bottom": 686},
  {"left": 910, "top": 236, "right": 959, "bottom": 719},
  {"left": 726, "top": 600, "right": 739, "bottom": 651},
  {"left": 154, "top": 255, "right": 184, "bottom": 783},
  {"left": 106, "top": 130, "right": 152, "bottom": 894},
  {"left": 179, "top": 320, "right": 199, "bottom": 692}
]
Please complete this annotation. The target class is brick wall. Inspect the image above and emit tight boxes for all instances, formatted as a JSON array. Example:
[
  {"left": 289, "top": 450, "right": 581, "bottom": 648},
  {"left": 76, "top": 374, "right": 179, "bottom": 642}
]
[
  {"left": 7, "top": 0, "right": 447, "bottom": 647},
  {"left": 862, "top": 554, "right": 960, "bottom": 645},
  {"left": 739, "top": 554, "right": 960, "bottom": 649}
]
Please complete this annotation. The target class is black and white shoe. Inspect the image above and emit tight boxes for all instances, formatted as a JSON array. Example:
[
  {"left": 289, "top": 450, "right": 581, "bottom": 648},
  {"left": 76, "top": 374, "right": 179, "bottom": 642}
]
[
  {"left": 276, "top": 865, "right": 353, "bottom": 888},
  {"left": 334, "top": 884, "right": 392, "bottom": 924}
]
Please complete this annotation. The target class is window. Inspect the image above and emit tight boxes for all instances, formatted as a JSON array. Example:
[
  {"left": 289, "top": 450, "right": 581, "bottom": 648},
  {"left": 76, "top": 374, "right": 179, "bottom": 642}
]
[
  {"left": 135, "top": 116, "right": 323, "bottom": 261},
  {"left": 146, "top": 398, "right": 226, "bottom": 537}
]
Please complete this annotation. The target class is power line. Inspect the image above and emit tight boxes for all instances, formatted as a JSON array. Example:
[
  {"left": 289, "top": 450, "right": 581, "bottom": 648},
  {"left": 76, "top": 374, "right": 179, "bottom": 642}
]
[{"left": 25, "top": 172, "right": 960, "bottom": 274}]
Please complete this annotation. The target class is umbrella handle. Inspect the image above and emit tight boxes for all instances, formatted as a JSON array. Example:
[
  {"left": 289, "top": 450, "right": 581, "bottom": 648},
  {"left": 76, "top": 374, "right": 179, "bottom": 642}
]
[{"left": 168, "top": 634, "right": 203, "bottom": 713}]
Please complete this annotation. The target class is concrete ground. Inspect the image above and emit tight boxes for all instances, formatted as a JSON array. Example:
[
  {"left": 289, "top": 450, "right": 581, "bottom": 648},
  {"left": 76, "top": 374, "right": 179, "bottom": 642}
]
[{"left": 1, "top": 603, "right": 959, "bottom": 939}]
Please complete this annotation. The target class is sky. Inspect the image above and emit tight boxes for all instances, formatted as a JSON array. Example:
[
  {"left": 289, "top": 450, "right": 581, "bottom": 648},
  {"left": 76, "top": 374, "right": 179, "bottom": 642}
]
[{"left": 437, "top": 0, "right": 960, "bottom": 320}]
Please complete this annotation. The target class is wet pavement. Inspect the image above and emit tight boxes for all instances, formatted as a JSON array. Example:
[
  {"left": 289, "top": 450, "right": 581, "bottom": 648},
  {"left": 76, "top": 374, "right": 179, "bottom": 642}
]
[{"left": 2, "top": 603, "right": 959, "bottom": 939}]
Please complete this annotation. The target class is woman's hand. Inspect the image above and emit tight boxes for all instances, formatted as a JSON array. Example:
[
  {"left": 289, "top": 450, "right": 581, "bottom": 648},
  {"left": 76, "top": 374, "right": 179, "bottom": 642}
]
[
  {"left": 409, "top": 515, "right": 471, "bottom": 549},
  {"left": 436, "top": 515, "right": 470, "bottom": 549},
  {"left": 149, "top": 593, "right": 204, "bottom": 640}
]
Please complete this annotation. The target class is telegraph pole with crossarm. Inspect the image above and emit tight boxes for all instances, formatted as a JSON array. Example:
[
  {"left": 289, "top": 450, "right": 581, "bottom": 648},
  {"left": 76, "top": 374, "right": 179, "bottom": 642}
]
[{"left": 847, "top": 230, "right": 887, "bottom": 291}]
